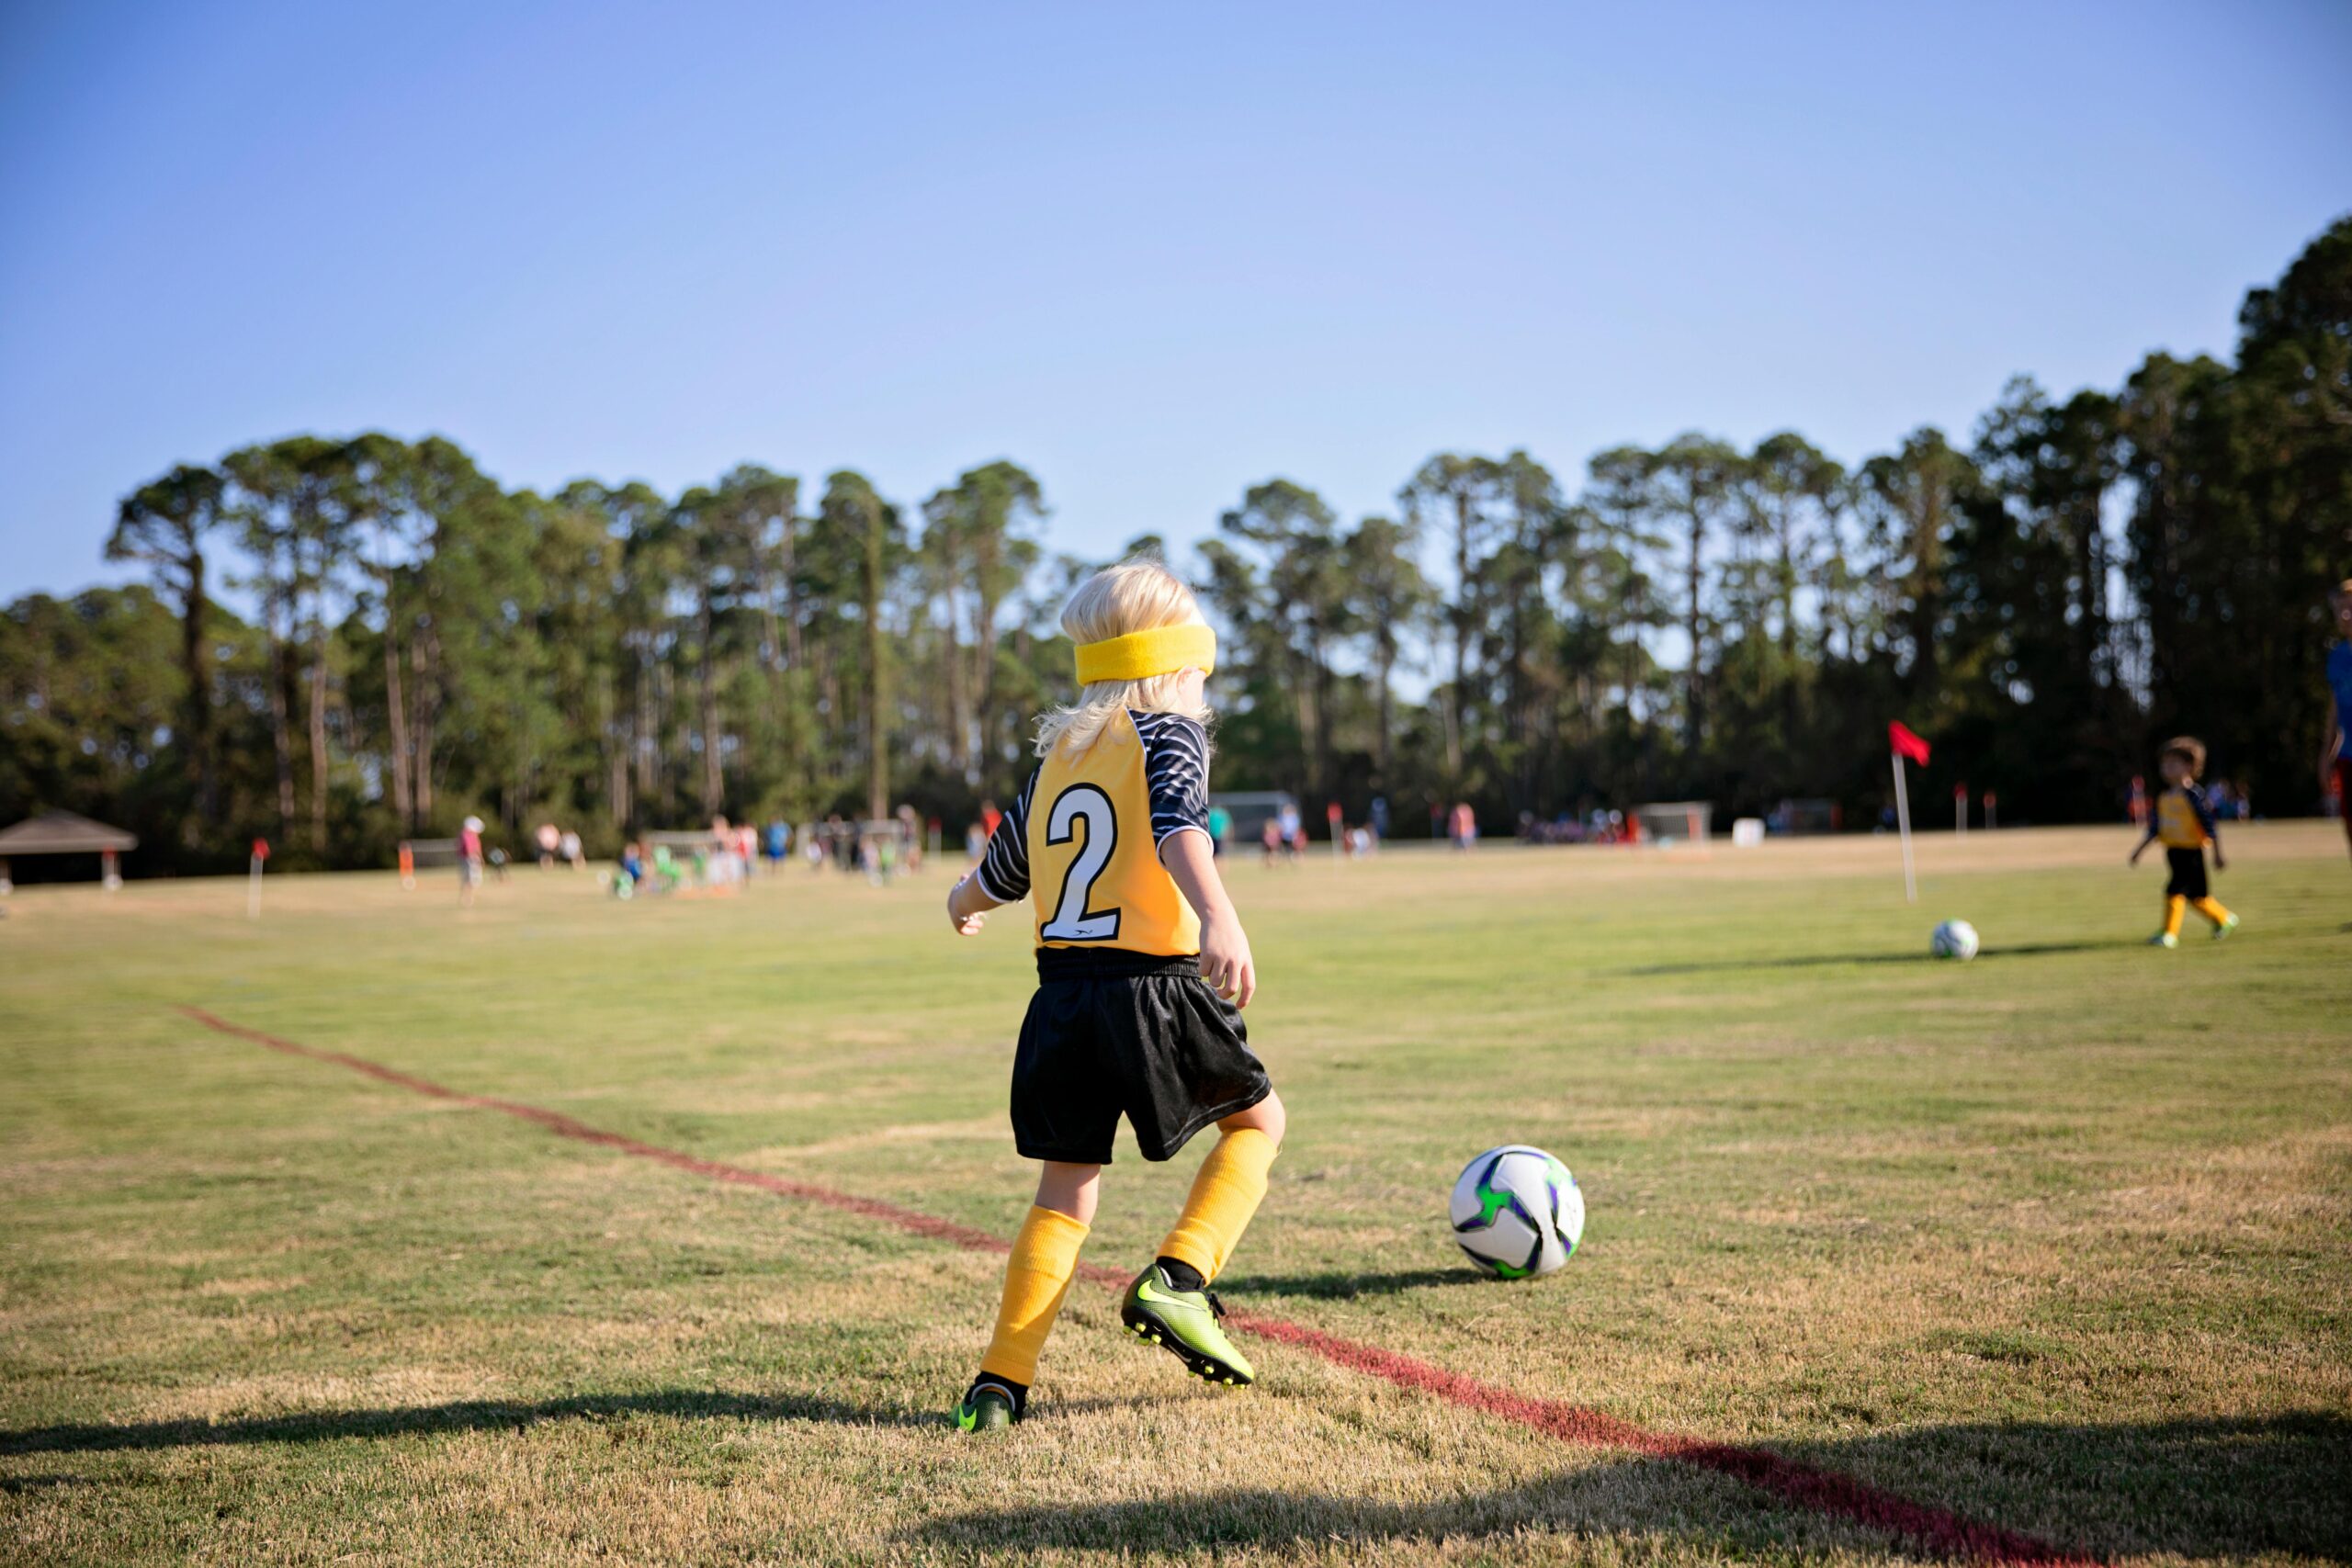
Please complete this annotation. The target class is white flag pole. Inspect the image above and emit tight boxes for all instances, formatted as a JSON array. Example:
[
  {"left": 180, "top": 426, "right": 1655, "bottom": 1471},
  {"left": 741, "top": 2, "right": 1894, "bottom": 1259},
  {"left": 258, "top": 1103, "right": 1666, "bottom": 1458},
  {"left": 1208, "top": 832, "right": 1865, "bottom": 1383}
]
[
  {"left": 247, "top": 851, "right": 264, "bottom": 919},
  {"left": 1892, "top": 751, "right": 1917, "bottom": 903}
]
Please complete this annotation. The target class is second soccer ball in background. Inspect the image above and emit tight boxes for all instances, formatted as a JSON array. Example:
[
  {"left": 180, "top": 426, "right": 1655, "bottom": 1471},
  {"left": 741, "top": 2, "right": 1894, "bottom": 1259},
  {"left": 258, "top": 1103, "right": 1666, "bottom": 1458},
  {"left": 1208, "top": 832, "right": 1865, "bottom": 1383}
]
[{"left": 1931, "top": 919, "right": 1980, "bottom": 960}]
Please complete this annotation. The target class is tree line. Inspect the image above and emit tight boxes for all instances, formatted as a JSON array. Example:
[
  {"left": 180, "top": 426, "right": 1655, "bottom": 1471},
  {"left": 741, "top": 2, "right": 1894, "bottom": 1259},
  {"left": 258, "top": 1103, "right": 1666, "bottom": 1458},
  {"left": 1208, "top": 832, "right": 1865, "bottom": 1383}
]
[{"left": 3, "top": 219, "right": 2346, "bottom": 874}]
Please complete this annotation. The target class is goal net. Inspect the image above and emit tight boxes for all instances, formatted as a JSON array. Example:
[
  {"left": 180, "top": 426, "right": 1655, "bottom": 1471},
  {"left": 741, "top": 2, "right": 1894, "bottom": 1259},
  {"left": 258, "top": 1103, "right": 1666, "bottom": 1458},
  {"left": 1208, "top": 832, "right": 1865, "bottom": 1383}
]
[
  {"left": 1630, "top": 801, "right": 1713, "bottom": 847},
  {"left": 401, "top": 838, "right": 460, "bottom": 868},
  {"left": 1770, "top": 797, "right": 1840, "bottom": 835}
]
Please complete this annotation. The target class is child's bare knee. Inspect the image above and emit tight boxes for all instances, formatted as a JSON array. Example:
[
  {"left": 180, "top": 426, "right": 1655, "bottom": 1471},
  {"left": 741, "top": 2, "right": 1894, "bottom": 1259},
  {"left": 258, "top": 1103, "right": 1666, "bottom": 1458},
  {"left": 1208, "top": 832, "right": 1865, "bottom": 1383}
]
[{"left": 1222, "top": 1090, "right": 1284, "bottom": 1147}]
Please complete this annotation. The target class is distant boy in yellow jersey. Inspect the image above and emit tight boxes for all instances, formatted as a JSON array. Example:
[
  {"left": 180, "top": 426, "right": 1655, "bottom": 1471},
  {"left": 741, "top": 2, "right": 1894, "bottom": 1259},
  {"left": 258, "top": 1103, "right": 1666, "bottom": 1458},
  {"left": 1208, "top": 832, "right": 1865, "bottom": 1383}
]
[
  {"left": 942, "top": 559, "right": 1284, "bottom": 1430},
  {"left": 2129, "top": 735, "right": 2239, "bottom": 947}
]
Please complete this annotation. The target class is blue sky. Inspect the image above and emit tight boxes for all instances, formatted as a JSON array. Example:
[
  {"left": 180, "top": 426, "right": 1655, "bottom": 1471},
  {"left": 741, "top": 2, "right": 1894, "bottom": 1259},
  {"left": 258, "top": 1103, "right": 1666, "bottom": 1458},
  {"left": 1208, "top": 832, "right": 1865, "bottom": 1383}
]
[{"left": 2, "top": 0, "right": 2346, "bottom": 600}]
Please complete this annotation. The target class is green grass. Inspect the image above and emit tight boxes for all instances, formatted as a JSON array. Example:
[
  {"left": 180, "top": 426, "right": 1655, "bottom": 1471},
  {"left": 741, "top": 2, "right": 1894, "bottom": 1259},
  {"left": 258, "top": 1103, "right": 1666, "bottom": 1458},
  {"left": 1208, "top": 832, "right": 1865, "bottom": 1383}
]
[{"left": 2, "top": 825, "right": 2347, "bottom": 1565}]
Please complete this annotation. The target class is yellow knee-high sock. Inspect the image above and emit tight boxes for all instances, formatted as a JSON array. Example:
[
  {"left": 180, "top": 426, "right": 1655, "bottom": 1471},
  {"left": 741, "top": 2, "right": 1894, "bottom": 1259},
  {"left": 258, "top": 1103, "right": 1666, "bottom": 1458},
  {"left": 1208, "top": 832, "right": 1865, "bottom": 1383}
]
[
  {"left": 2163, "top": 896, "right": 2187, "bottom": 938},
  {"left": 2192, "top": 896, "right": 2233, "bottom": 926},
  {"left": 1159, "top": 1128, "right": 1278, "bottom": 1283},
  {"left": 978, "top": 1205, "right": 1089, "bottom": 1385}
]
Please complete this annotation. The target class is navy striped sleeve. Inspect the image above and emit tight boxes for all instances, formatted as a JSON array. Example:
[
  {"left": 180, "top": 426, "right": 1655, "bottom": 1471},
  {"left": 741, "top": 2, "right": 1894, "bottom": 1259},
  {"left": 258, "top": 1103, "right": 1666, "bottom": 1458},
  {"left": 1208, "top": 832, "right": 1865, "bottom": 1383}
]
[
  {"left": 2188, "top": 784, "right": 2220, "bottom": 840},
  {"left": 974, "top": 771, "right": 1035, "bottom": 902},
  {"left": 1131, "top": 712, "right": 1211, "bottom": 849}
]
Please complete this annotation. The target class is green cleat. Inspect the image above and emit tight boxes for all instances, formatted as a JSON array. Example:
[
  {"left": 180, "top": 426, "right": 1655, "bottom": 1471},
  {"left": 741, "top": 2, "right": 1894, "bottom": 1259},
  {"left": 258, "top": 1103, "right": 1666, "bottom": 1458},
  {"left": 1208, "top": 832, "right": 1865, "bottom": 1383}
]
[
  {"left": 1120, "top": 1265, "right": 1257, "bottom": 1387},
  {"left": 2148, "top": 932, "right": 2178, "bottom": 948},
  {"left": 2211, "top": 914, "right": 2239, "bottom": 942},
  {"left": 953, "top": 1378, "right": 1023, "bottom": 1432}
]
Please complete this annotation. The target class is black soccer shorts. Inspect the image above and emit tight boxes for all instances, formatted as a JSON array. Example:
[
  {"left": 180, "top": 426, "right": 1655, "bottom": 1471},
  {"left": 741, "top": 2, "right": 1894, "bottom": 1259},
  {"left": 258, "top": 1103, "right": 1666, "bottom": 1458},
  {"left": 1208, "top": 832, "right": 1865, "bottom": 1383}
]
[
  {"left": 2164, "top": 845, "right": 2210, "bottom": 900},
  {"left": 1010, "top": 949, "right": 1272, "bottom": 1165}
]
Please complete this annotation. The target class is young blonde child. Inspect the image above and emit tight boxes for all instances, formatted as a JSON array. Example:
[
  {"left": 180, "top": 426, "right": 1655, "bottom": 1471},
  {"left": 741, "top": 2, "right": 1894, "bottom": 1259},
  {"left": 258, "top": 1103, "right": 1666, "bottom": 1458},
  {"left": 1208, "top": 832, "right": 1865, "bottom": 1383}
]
[
  {"left": 2129, "top": 735, "right": 2238, "bottom": 947},
  {"left": 943, "top": 559, "right": 1284, "bottom": 1430}
]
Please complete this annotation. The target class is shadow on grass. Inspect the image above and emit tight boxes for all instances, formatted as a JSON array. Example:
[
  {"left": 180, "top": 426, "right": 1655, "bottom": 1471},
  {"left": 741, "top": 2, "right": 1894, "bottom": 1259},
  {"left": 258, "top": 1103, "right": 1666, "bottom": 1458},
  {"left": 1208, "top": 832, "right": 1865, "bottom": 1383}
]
[
  {"left": 904, "top": 1413, "right": 2352, "bottom": 1563},
  {"left": 1215, "top": 1267, "right": 1478, "bottom": 1301},
  {"left": 0, "top": 1386, "right": 1117, "bottom": 1455},
  {"left": 1617, "top": 941, "right": 2129, "bottom": 978},
  {"left": 1778, "top": 1413, "right": 2352, "bottom": 1561}
]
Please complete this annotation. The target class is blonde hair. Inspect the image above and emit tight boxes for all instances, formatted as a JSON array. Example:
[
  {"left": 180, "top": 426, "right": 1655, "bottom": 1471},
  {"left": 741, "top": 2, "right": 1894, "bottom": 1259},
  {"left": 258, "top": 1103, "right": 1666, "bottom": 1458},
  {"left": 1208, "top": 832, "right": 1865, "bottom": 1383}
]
[
  {"left": 2159, "top": 735, "right": 2206, "bottom": 778},
  {"left": 1034, "top": 558, "right": 1213, "bottom": 757}
]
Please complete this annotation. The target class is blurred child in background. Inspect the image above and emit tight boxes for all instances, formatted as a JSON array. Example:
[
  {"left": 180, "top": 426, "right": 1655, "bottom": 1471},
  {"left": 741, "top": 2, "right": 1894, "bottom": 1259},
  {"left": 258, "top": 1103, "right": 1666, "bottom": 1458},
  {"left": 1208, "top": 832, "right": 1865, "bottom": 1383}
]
[{"left": 2130, "top": 736, "right": 2238, "bottom": 947}]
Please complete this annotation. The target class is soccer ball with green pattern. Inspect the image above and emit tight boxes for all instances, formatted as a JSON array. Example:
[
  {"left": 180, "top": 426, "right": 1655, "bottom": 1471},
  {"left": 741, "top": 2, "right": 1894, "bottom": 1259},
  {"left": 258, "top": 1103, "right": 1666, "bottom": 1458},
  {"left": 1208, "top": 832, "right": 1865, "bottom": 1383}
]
[
  {"left": 1450, "top": 1145, "right": 1584, "bottom": 1279},
  {"left": 1930, "top": 919, "right": 1979, "bottom": 960}
]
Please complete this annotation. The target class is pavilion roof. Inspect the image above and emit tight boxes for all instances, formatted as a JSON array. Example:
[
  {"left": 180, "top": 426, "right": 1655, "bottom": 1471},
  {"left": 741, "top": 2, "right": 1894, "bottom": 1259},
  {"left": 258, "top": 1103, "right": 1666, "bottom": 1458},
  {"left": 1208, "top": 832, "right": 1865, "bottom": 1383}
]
[{"left": 0, "top": 810, "right": 139, "bottom": 854}]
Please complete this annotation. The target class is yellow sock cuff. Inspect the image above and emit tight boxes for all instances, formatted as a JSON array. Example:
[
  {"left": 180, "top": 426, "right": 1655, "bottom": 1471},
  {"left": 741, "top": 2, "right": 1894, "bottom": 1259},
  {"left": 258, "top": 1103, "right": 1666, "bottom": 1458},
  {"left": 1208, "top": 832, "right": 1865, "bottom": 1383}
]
[
  {"left": 2163, "top": 895, "right": 2188, "bottom": 938},
  {"left": 978, "top": 1205, "right": 1090, "bottom": 1385},
  {"left": 1159, "top": 1127, "right": 1279, "bottom": 1282},
  {"left": 2192, "top": 896, "right": 2232, "bottom": 924}
]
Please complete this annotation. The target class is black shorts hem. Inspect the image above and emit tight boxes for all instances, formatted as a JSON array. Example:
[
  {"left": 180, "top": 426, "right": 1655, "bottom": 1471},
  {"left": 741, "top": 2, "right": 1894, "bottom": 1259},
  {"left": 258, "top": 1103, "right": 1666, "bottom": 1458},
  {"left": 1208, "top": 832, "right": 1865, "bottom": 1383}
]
[
  {"left": 1138, "top": 1079, "right": 1273, "bottom": 1163},
  {"left": 1015, "top": 1139, "right": 1118, "bottom": 1166},
  {"left": 1015, "top": 1077, "right": 1272, "bottom": 1168}
]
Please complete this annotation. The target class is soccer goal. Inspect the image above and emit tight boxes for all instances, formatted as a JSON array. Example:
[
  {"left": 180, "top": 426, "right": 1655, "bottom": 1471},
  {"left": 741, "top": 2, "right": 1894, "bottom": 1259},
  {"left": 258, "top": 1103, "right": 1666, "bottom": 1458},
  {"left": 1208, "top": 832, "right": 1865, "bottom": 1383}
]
[
  {"left": 1207, "top": 791, "right": 1295, "bottom": 846},
  {"left": 1630, "top": 800, "right": 1713, "bottom": 847},
  {"left": 1770, "top": 797, "right": 1840, "bottom": 835},
  {"left": 801, "top": 818, "right": 919, "bottom": 880},
  {"left": 636, "top": 828, "right": 752, "bottom": 888}
]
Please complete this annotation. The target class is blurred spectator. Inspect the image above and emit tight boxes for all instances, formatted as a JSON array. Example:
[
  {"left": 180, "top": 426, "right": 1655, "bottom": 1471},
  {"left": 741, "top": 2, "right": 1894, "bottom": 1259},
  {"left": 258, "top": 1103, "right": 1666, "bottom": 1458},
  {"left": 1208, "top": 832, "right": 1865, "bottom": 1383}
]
[
  {"left": 458, "top": 816, "right": 485, "bottom": 907},
  {"left": 897, "top": 804, "right": 923, "bottom": 873}
]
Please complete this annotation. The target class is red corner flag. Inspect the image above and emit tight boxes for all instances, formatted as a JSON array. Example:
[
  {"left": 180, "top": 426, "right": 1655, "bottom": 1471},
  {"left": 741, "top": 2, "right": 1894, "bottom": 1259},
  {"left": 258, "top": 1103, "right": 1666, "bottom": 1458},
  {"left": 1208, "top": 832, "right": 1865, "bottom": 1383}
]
[{"left": 1888, "top": 721, "right": 1931, "bottom": 765}]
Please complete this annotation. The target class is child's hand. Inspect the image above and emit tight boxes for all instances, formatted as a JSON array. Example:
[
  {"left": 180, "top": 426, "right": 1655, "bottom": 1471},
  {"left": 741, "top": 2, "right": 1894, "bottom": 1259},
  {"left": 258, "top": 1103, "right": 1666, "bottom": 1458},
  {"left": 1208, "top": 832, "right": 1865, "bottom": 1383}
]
[
  {"left": 2128, "top": 842, "right": 2144, "bottom": 865},
  {"left": 1198, "top": 913, "right": 1257, "bottom": 1009},
  {"left": 946, "top": 878, "right": 989, "bottom": 936},
  {"left": 2213, "top": 850, "right": 2227, "bottom": 871}
]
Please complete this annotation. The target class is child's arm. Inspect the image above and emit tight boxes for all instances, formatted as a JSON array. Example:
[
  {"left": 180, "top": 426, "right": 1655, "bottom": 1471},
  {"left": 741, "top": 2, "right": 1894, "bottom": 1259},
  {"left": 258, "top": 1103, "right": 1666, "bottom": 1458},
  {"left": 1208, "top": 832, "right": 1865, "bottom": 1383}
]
[
  {"left": 950, "top": 776, "right": 1035, "bottom": 933},
  {"left": 1161, "top": 831, "right": 1256, "bottom": 1008},
  {"left": 2128, "top": 823, "right": 2156, "bottom": 864}
]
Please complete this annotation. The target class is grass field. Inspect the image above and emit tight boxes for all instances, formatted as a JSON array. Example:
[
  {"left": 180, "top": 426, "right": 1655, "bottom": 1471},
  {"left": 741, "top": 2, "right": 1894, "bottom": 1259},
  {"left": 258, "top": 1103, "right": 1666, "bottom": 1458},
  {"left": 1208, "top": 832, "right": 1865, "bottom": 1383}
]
[{"left": 3, "top": 825, "right": 2348, "bottom": 1566}]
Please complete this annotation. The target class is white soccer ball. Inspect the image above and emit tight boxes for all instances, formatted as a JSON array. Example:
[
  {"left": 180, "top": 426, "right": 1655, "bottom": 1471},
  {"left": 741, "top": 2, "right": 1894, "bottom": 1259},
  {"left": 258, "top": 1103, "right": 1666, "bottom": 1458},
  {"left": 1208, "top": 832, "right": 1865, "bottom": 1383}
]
[
  {"left": 1450, "top": 1145, "right": 1584, "bottom": 1279},
  {"left": 1930, "top": 919, "right": 1979, "bottom": 960}
]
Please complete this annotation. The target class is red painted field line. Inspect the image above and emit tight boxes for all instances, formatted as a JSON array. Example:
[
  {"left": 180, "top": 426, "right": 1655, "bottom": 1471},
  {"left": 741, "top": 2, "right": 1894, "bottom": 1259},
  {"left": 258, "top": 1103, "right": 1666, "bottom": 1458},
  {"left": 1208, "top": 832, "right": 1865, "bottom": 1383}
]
[{"left": 179, "top": 1005, "right": 2088, "bottom": 1566}]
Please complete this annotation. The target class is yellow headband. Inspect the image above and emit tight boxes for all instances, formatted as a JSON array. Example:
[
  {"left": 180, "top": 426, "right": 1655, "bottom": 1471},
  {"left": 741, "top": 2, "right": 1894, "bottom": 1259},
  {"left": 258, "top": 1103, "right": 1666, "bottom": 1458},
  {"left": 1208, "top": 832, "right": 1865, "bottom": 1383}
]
[{"left": 1073, "top": 623, "right": 1216, "bottom": 685}]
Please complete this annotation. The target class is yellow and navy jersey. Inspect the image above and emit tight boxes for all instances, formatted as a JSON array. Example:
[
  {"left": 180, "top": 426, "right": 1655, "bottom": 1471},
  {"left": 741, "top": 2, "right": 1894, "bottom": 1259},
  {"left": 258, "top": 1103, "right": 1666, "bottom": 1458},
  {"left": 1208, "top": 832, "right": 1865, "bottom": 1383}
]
[
  {"left": 974, "top": 709, "right": 1211, "bottom": 956},
  {"left": 2153, "top": 784, "right": 2220, "bottom": 850}
]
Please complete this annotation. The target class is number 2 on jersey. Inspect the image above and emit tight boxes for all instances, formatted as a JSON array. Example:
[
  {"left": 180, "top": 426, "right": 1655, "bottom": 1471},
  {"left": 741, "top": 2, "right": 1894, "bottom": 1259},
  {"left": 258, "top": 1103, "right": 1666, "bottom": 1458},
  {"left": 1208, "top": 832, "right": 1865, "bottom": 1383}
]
[{"left": 1040, "top": 784, "right": 1121, "bottom": 942}]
